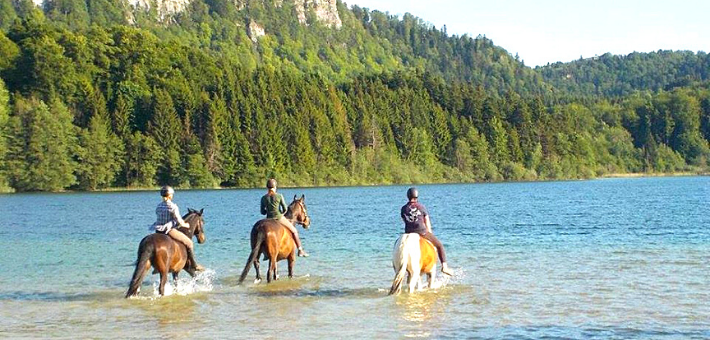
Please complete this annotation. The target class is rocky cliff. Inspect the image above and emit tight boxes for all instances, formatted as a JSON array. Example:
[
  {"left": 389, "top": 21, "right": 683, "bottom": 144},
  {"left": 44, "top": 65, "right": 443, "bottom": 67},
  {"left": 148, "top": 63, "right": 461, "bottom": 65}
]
[
  {"left": 293, "top": 0, "right": 342, "bottom": 28},
  {"left": 30, "top": 0, "right": 342, "bottom": 33},
  {"left": 127, "top": 0, "right": 191, "bottom": 23}
]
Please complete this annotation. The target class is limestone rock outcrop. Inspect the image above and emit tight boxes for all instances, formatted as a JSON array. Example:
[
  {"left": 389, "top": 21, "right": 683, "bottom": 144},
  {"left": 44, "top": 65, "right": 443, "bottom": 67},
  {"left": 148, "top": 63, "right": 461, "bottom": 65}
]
[
  {"left": 293, "top": 0, "right": 341, "bottom": 28},
  {"left": 127, "top": 0, "right": 191, "bottom": 22},
  {"left": 247, "top": 19, "right": 266, "bottom": 42},
  {"left": 28, "top": 0, "right": 342, "bottom": 32}
]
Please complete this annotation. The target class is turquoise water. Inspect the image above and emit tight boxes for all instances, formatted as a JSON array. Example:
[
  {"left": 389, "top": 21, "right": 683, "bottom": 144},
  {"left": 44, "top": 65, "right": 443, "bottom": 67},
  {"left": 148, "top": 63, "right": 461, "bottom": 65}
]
[{"left": 0, "top": 177, "right": 709, "bottom": 339}]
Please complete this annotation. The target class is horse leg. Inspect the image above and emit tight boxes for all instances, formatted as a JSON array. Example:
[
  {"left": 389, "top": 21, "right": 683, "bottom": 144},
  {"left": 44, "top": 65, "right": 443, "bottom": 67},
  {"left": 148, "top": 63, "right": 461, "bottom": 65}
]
[
  {"left": 172, "top": 272, "right": 179, "bottom": 289},
  {"left": 429, "top": 269, "right": 437, "bottom": 289},
  {"left": 159, "top": 271, "right": 168, "bottom": 296},
  {"left": 274, "top": 262, "right": 279, "bottom": 281},
  {"left": 155, "top": 256, "right": 169, "bottom": 296},
  {"left": 254, "top": 257, "right": 262, "bottom": 283},
  {"left": 267, "top": 257, "right": 276, "bottom": 283},
  {"left": 288, "top": 253, "right": 295, "bottom": 279},
  {"left": 409, "top": 267, "right": 421, "bottom": 293}
]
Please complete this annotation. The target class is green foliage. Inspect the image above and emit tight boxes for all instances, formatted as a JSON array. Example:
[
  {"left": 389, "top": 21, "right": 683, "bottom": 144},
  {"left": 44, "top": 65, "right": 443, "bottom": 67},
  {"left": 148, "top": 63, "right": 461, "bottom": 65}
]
[
  {"left": 5, "top": 97, "right": 78, "bottom": 191},
  {"left": 183, "top": 134, "right": 215, "bottom": 188},
  {"left": 0, "top": 30, "right": 19, "bottom": 71},
  {"left": 0, "top": 78, "right": 9, "bottom": 190},
  {"left": 0, "top": 0, "right": 707, "bottom": 192},
  {"left": 538, "top": 51, "right": 710, "bottom": 97},
  {"left": 77, "top": 112, "right": 123, "bottom": 190},
  {"left": 149, "top": 89, "right": 183, "bottom": 185},
  {"left": 125, "top": 131, "right": 160, "bottom": 188}
]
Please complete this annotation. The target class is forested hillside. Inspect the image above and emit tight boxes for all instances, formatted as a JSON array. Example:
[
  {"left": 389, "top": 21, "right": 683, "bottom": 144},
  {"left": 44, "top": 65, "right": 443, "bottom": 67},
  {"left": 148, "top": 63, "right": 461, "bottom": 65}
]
[
  {"left": 0, "top": 0, "right": 708, "bottom": 192},
  {"left": 538, "top": 51, "right": 710, "bottom": 97}
]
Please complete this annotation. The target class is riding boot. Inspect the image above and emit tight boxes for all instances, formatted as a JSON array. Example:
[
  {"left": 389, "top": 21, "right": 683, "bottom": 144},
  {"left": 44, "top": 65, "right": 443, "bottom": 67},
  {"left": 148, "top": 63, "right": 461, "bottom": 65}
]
[
  {"left": 187, "top": 248, "right": 205, "bottom": 272},
  {"left": 292, "top": 233, "right": 309, "bottom": 257}
]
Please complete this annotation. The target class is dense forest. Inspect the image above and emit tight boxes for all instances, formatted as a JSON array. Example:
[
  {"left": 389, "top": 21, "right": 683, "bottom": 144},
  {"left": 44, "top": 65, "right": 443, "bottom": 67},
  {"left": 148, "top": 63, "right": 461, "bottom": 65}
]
[
  {"left": 0, "top": 0, "right": 708, "bottom": 192},
  {"left": 538, "top": 51, "right": 710, "bottom": 97}
]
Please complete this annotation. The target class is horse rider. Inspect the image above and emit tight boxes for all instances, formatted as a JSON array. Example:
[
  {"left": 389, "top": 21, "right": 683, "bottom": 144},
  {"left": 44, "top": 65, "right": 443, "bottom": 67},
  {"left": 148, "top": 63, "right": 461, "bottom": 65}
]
[
  {"left": 261, "top": 178, "right": 309, "bottom": 257},
  {"left": 151, "top": 185, "right": 204, "bottom": 272},
  {"left": 401, "top": 187, "right": 454, "bottom": 276}
]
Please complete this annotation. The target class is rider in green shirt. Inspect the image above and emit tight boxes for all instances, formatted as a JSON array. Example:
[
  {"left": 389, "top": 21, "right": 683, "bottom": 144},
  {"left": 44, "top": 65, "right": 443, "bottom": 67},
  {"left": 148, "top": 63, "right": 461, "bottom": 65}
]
[{"left": 261, "top": 179, "right": 309, "bottom": 257}]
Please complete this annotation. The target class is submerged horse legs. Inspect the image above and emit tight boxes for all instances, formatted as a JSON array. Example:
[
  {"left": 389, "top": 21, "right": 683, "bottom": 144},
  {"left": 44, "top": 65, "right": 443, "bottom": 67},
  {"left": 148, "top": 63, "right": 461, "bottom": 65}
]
[
  {"left": 253, "top": 256, "right": 262, "bottom": 283},
  {"left": 426, "top": 272, "right": 435, "bottom": 288},
  {"left": 267, "top": 258, "right": 277, "bottom": 283},
  {"left": 408, "top": 267, "right": 421, "bottom": 293},
  {"left": 172, "top": 272, "right": 179, "bottom": 289},
  {"left": 288, "top": 253, "right": 295, "bottom": 278}
]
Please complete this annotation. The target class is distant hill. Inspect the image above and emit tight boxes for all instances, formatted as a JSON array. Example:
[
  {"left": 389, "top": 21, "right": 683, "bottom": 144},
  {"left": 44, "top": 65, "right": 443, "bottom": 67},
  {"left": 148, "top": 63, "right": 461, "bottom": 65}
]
[
  {"left": 536, "top": 51, "right": 710, "bottom": 97},
  {"left": 0, "top": 0, "right": 546, "bottom": 94}
]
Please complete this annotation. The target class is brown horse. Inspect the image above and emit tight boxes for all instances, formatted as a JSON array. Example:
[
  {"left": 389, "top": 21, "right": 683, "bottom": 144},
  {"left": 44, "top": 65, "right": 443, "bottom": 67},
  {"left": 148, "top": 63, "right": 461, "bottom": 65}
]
[
  {"left": 125, "top": 209, "right": 206, "bottom": 298},
  {"left": 389, "top": 233, "right": 438, "bottom": 295},
  {"left": 238, "top": 195, "right": 310, "bottom": 284}
]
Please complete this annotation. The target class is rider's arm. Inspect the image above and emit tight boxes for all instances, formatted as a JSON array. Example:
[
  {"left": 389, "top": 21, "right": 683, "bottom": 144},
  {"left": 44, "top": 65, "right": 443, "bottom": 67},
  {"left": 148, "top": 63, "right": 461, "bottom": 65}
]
[
  {"left": 171, "top": 203, "right": 188, "bottom": 227},
  {"left": 260, "top": 196, "right": 267, "bottom": 215},
  {"left": 279, "top": 194, "right": 287, "bottom": 214}
]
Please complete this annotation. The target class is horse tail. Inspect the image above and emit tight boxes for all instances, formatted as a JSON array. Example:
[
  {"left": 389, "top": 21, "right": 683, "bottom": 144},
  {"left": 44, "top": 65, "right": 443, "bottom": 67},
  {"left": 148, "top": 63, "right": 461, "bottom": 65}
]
[
  {"left": 126, "top": 238, "right": 154, "bottom": 298},
  {"left": 238, "top": 228, "right": 264, "bottom": 285},
  {"left": 389, "top": 235, "right": 410, "bottom": 295}
]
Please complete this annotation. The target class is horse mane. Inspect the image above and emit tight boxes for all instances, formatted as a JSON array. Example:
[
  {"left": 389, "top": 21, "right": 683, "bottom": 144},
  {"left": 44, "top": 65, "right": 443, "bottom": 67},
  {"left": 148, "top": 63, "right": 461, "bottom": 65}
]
[
  {"left": 182, "top": 211, "right": 198, "bottom": 222},
  {"left": 284, "top": 199, "right": 299, "bottom": 219},
  {"left": 177, "top": 209, "right": 203, "bottom": 234}
]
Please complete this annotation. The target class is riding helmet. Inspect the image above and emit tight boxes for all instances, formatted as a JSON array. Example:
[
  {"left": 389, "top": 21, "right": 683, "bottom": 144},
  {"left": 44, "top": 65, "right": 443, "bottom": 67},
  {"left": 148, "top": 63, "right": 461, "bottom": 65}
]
[
  {"left": 406, "top": 187, "right": 419, "bottom": 199},
  {"left": 266, "top": 178, "right": 277, "bottom": 189},
  {"left": 160, "top": 185, "right": 175, "bottom": 197}
]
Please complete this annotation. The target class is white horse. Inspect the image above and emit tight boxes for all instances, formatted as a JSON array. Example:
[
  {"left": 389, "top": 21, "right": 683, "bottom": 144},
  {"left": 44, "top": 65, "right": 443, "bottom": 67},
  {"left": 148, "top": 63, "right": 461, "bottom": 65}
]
[{"left": 388, "top": 233, "right": 438, "bottom": 295}]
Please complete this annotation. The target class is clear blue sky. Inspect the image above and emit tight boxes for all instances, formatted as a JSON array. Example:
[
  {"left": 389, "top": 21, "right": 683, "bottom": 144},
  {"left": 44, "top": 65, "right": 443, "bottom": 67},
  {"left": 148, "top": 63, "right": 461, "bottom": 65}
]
[{"left": 343, "top": 0, "right": 709, "bottom": 67}]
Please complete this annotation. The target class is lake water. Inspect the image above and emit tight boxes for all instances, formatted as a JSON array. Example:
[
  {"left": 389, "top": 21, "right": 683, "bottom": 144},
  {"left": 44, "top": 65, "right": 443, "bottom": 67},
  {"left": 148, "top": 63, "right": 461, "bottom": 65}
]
[{"left": 0, "top": 177, "right": 709, "bottom": 339}]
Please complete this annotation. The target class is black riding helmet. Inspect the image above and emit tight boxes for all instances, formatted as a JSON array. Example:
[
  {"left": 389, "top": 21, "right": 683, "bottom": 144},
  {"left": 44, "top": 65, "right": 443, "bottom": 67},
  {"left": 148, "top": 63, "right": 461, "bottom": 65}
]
[
  {"left": 160, "top": 185, "right": 174, "bottom": 197},
  {"left": 266, "top": 178, "right": 277, "bottom": 189},
  {"left": 406, "top": 187, "right": 418, "bottom": 200}
]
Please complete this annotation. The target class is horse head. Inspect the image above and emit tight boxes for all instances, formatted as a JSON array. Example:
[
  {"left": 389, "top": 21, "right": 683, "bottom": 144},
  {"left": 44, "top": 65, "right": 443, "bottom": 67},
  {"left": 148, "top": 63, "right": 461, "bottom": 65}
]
[
  {"left": 287, "top": 195, "right": 310, "bottom": 229},
  {"left": 186, "top": 208, "right": 206, "bottom": 244}
]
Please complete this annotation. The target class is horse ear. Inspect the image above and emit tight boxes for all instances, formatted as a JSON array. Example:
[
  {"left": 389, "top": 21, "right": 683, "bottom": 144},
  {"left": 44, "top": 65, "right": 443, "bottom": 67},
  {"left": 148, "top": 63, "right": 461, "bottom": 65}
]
[
  {"left": 293, "top": 194, "right": 297, "bottom": 201},
  {"left": 188, "top": 208, "right": 195, "bottom": 213},
  {"left": 301, "top": 194, "right": 305, "bottom": 202},
  {"left": 199, "top": 208, "right": 204, "bottom": 215}
]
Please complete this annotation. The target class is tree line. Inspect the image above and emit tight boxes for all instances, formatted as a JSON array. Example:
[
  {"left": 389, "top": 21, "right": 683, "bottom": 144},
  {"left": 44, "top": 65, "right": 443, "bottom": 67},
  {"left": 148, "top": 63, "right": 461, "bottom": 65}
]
[{"left": 0, "top": 2, "right": 708, "bottom": 192}]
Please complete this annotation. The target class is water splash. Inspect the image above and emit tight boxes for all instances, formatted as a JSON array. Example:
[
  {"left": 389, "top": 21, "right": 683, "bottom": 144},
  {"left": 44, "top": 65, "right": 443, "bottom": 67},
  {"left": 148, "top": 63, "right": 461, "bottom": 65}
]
[
  {"left": 150, "top": 269, "right": 216, "bottom": 297},
  {"left": 432, "top": 267, "right": 466, "bottom": 289}
]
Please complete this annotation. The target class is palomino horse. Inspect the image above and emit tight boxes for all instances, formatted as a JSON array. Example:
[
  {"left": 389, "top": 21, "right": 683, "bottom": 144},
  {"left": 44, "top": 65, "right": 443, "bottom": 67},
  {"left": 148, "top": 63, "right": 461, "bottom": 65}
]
[
  {"left": 238, "top": 195, "right": 310, "bottom": 284},
  {"left": 125, "top": 209, "right": 206, "bottom": 297},
  {"left": 389, "top": 233, "right": 437, "bottom": 295}
]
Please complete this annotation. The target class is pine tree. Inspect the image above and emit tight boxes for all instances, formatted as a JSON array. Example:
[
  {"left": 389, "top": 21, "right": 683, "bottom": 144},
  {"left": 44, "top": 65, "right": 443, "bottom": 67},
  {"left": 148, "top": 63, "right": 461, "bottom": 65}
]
[
  {"left": 77, "top": 112, "right": 124, "bottom": 190},
  {"left": 183, "top": 134, "right": 214, "bottom": 188},
  {"left": 463, "top": 126, "right": 496, "bottom": 181},
  {"left": 110, "top": 93, "right": 135, "bottom": 186},
  {"left": 0, "top": 79, "right": 9, "bottom": 190},
  {"left": 291, "top": 117, "right": 317, "bottom": 176},
  {"left": 149, "top": 89, "right": 182, "bottom": 185},
  {"left": 487, "top": 115, "right": 510, "bottom": 166},
  {"left": 125, "top": 131, "right": 160, "bottom": 187},
  {"left": 453, "top": 138, "right": 473, "bottom": 173},
  {"left": 6, "top": 97, "right": 78, "bottom": 191}
]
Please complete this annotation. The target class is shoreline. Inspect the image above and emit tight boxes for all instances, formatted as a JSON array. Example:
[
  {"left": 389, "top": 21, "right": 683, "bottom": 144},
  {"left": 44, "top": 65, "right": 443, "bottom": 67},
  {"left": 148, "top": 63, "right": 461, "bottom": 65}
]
[
  {"left": 1, "top": 171, "right": 707, "bottom": 194},
  {"left": 599, "top": 171, "right": 707, "bottom": 178}
]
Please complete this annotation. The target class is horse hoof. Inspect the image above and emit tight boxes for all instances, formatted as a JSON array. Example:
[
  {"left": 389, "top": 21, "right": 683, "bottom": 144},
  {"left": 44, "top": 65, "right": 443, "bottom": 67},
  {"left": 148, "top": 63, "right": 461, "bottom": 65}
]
[{"left": 254, "top": 278, "right": 261, "bottom": 284}]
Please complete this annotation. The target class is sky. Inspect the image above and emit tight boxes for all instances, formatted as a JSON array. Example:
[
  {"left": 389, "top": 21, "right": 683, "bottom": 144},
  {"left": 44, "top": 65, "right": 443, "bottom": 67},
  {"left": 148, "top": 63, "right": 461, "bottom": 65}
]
[{"left": 343, "top": 0, "right": 709, "bottom": 67}]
